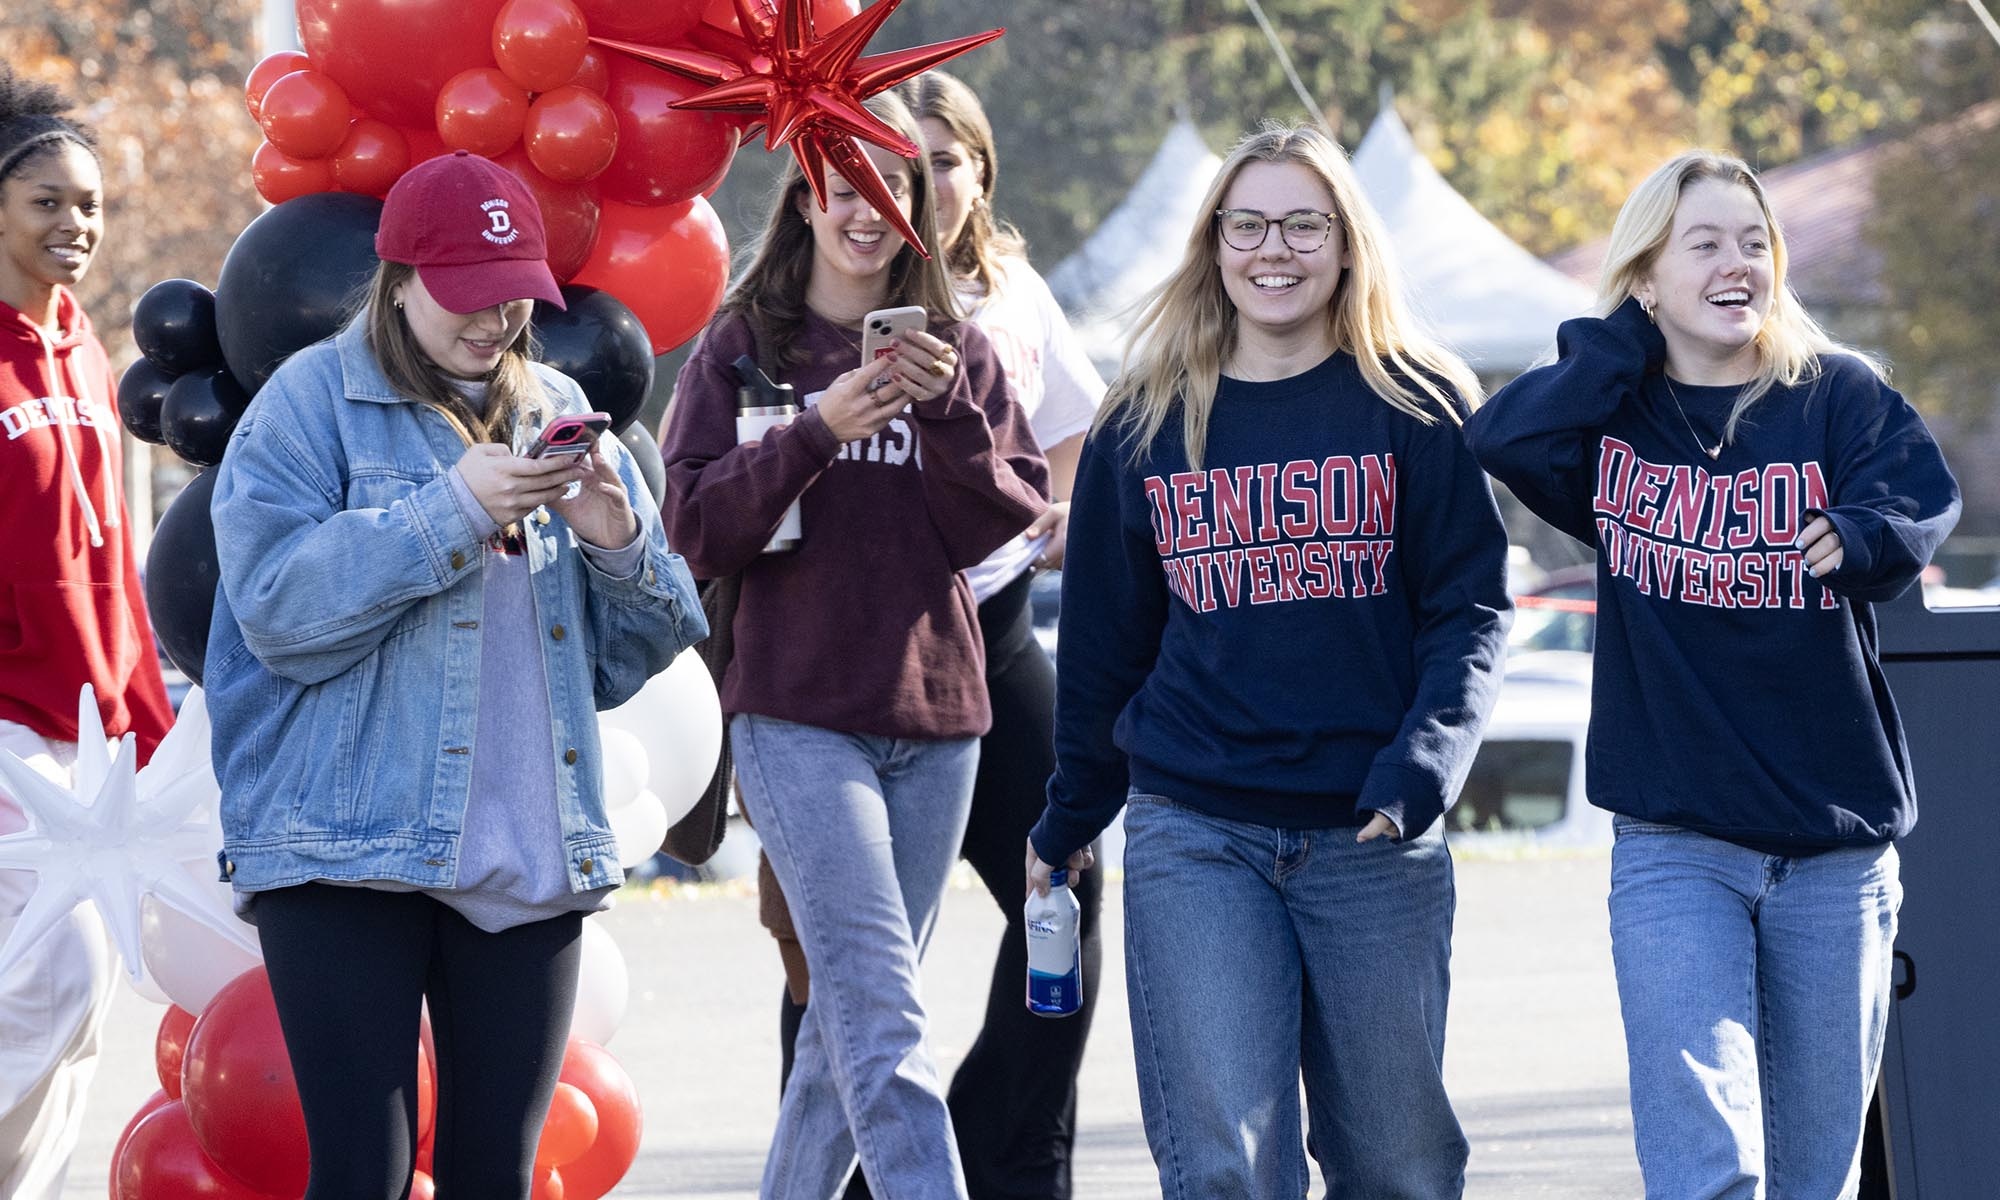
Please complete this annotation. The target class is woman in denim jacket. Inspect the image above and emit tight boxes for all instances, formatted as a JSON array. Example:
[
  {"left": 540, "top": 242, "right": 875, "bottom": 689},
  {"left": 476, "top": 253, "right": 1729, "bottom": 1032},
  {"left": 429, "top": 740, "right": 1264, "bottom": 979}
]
[{"left": 205, "top": 152, "right": 705, "bottom": 1200}]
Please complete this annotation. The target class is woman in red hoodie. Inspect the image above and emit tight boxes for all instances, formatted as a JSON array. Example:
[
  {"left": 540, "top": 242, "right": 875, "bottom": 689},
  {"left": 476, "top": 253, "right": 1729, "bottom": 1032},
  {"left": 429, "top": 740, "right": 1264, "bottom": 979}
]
[{"left": 0, "top": 67, "right": 173, "bottom": 1200}]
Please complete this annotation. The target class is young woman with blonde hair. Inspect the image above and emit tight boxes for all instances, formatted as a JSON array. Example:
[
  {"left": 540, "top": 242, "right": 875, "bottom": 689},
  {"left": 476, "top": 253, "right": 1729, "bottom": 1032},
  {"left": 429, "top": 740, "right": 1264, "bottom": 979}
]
[
  {"left": 659, "top": 91, "right": 1048, "bottom": 1199},
  {"left": 1466, "top": 150, "right": 1959, "bottom": 1197},
  {"left": 1028, "top": 120, "right": 1511, "bottom": 1198}
]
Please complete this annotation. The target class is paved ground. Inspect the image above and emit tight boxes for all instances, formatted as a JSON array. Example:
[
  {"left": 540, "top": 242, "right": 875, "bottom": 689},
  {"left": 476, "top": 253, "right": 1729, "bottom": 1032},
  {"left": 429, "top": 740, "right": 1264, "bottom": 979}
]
[{"left": 65, "top": 848, "right": 1641, "bottom": 1199}]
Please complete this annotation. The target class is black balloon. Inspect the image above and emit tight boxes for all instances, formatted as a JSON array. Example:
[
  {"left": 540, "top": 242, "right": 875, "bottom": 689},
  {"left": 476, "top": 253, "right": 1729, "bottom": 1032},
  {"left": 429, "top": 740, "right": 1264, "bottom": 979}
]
[
  {"left": 619, "top": 421, "right": 665, "bottom": 506},
  {"left": 161, "top": 368, "right": 249, "bottom": 467},
  {"left": 132, "top": 278, "right": 225, "bottom": 375},
  {"left": 145, "top": 468, "right": 219, "bottom": 685},
  {"left": 216, "top": 192, "right": 383, "bottom": 396},
  {"left": 535, "top": 285, "right": 655, "bottom": 434},
  {"left": 117, "top": 358, "right": 177, "bottom": 445}
]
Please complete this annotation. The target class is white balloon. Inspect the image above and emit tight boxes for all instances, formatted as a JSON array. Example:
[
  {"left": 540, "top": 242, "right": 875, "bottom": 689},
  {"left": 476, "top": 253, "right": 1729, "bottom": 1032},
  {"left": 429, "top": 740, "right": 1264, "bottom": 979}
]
[
  {"left": 608, "top": 790, "right": 670, "bottom": 871},
  {"left": 599, "top": 729, "right": 651, "bottom": 810},
  {"left": 569, "top": 916, "right": 629, "bottom": 1046},
  {"left": 598, "top": 651, "right": 722, "bottom": 822},
  {"left": 139, "top": 869, "right": 263, "bottom": 1015}
]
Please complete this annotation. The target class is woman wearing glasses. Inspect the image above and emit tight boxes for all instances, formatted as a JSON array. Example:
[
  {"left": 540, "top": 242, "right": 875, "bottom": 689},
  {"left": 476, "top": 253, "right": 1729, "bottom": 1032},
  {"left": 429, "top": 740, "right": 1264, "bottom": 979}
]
[{"left": 1027, "top": 121, "right": 1511, "bottom": 1197}]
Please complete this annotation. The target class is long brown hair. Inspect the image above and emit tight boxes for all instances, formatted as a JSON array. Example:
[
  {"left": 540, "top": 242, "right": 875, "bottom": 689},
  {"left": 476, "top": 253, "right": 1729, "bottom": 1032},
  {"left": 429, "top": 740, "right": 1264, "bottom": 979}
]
[
  {"left": 721, "top": 91, "right": 962, "bottom": 373},
  {"left": 904, "top": 70, "right": 1026, "bottom": 297},
  {"left": 362, "top": 261, "right": 546, "bottom": 445},
  {"left": 1100, "top": 121, "right": 1482, "bottom": 470}
]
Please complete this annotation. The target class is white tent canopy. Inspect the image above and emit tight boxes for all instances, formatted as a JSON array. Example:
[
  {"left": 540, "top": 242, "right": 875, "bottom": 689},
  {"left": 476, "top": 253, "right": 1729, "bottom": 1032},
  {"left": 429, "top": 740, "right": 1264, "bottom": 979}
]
[{"left": 1048, "top": 107, "right": 1593, "bottom": 377}]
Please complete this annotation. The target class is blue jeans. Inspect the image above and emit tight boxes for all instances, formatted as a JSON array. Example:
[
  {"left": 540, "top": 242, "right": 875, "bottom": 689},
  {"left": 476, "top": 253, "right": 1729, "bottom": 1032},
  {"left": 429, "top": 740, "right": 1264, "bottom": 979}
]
[
  {"left": 1120, "top": 794, "right": 1466, "bottom": 1199},
  {"left": 1608, "top": 816, "right": 1900, "bottom": 1200},
  {"left": 732, "top": 714, "right": 977, "bottom": 1200}
]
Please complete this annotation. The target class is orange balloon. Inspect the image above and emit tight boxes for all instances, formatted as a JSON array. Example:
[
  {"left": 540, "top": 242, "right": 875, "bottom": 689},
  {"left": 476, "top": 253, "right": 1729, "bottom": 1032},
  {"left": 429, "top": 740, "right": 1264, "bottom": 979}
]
[
  {"left": 535, "top": 1082, "right": 600, "bottom": 1168},
  {"left": 525, "top": 86, "right": 618, "bottom": 183},
  {"left": 245, "top": 51, "right": 313, "bottom": 121},
  {"left": 252, "top": 141, "right": 336, "bottom": 205},
  {"left": 259, "top": 70, "right": 354, "bottom": 159},
  {"left": 331, "top": 119, "right": 410, "bottom": 196},
  {"left": 436, "top": 67, "right": 530, "bottom": 158},
  {"left": 532, "top": 1166, "right": 567, "bottom": 1200},
  {"left": 550, "top": 1040, "right": 643, "bottom": 1200},
  {"left": 572, "top": 196, "right": 728, "bottom": 355},
  {"left": 494, "top": 0, "right": 591, "bottom": 93}
]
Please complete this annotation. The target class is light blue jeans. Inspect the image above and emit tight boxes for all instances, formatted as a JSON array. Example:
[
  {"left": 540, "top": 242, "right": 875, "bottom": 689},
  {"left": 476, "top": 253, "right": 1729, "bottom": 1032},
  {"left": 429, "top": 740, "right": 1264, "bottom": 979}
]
[
  {"left": 1120, "top": 794, "right": 1466, "bottom": 1199},
  {"left": 732, "top": 713, "right": 977, "bottom": 1200},
  {"left": 1608, "top": 816, "right": 1901, "bottom": 1200}
]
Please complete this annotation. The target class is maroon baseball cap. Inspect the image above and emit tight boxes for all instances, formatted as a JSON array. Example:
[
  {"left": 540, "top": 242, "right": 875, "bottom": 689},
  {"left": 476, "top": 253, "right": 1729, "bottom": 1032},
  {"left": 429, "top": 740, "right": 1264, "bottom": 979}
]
[{"left": 375, "top": 150, "right": 566, "bottom": 313}]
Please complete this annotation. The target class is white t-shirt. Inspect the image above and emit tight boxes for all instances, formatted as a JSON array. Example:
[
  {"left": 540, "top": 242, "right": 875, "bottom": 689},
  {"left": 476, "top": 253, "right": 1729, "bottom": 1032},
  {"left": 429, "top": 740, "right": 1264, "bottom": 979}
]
[{"left": 961, "top": 257, "right": 1107, "bottom": 602}]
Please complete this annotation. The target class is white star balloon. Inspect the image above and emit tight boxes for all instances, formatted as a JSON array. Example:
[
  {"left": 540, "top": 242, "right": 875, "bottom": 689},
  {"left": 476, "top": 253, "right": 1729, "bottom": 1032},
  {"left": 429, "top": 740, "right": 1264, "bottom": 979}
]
[{"left": 0, "top": 685, "right": 257, "bottom": 984}]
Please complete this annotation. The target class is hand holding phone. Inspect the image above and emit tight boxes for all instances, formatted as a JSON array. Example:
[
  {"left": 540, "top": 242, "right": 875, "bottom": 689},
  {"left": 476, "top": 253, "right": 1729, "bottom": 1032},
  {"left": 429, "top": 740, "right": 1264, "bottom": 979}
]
[{"left": 523, "top": 411, "right": 612, "bottom": 459}]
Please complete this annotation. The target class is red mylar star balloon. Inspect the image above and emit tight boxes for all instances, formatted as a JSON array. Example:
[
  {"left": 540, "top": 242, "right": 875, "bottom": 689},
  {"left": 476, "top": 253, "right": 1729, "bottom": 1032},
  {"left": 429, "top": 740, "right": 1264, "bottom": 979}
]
[{"left": 593, "top": 0, "right": 1001, "bottom": 256}]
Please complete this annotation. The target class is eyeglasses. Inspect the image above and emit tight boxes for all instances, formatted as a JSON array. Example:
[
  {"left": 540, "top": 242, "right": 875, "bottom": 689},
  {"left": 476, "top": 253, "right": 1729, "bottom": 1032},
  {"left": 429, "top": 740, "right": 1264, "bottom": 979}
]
[{"left": 1215, "top": 209, "right": 1339, "bottom": 253}]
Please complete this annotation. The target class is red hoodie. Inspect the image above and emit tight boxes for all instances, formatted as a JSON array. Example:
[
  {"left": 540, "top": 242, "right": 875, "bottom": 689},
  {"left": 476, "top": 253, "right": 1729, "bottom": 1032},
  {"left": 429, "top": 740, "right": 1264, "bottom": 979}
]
[{"left": 0, "top": 289, "right": 172, "bottom": 761}]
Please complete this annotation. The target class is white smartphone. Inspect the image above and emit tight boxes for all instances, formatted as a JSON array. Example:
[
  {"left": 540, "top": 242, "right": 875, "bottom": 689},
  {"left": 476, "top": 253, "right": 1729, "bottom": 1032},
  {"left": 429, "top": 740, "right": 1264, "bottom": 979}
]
[{"left": 860, "top": 306, "right": 927, "bottom": 372}]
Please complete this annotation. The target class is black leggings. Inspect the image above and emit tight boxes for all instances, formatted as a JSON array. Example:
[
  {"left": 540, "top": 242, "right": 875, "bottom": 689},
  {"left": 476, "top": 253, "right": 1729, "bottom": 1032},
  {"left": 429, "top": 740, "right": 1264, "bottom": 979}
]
[
  {"left": 255, "top": 884, "right": 583, "bottom": 1200},
  {"left": 781, "top": 570, "right": 1105, "bottom": 1200}
]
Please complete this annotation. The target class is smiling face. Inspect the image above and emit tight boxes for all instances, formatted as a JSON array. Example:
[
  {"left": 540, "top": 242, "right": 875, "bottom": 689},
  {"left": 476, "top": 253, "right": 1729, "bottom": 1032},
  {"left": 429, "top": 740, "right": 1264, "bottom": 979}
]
[
  {"left": 0, "top": 142, "right": 104, "bottom": 317},
  {"left": 1214, "top": 159, "right": 1348, "bottom": 359},
  {"left": 393, "top": 271, "right": 533, "bottom": 380},
  {"left": 1637, "top": 178, "right": 1776, "bottom": 383},
  {"left": 920, "top": 116, "right": 982, "bottom": 257},
  {"left": 797, "top": 141, "right": 916, "bottom": 313}
]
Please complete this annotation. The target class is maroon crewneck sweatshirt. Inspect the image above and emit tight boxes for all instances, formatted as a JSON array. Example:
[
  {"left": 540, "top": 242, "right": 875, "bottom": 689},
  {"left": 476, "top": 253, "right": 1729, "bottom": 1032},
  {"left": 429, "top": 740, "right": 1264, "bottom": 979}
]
[{"left": 659, "top": 309, "right": 1048, "bottom": 739}]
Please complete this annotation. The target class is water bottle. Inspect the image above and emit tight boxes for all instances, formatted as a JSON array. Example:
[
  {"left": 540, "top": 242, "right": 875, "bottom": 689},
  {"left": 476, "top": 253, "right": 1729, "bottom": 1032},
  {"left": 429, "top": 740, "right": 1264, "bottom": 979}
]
[
  {"left": 1025, "top": 869, "right": 1082, "bottom": 1017},
  {"left": 732, "top": 355, "right": 802, "bottom": 554}
]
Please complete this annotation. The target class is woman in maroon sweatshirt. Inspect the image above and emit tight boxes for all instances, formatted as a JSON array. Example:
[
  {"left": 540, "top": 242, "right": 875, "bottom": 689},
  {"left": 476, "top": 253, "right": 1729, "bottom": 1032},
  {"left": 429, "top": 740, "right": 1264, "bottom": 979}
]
[
  {"left": 659, "top": 91, "right": 1047, "bottom": 1200},
  {"left": 0, "top": 67, "right": 172, "bottom": 1200}
]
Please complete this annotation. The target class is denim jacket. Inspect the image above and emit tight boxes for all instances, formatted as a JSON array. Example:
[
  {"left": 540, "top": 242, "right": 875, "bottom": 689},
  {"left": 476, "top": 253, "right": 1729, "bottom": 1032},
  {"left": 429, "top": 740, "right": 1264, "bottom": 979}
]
[{"left": 204, "top": 320, "right": 706, "bottom": 895}]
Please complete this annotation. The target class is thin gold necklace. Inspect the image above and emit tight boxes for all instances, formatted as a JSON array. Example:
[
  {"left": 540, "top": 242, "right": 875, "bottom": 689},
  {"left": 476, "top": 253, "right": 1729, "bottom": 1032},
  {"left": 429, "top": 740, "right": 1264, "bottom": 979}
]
[{"left": 1662, "top": 375, "right": 1723, "bottom": 461}]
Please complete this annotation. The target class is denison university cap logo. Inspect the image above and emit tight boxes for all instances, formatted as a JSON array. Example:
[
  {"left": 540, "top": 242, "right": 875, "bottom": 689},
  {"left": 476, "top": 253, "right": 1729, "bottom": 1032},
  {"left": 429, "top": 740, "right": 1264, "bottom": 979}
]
[{"left": 480, "top": 197, "right": 518, "bottom": 246}]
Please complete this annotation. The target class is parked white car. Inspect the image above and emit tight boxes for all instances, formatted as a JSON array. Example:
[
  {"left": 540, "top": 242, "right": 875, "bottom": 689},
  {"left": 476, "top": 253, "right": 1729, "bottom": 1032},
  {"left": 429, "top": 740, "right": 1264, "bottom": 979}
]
[{"left": 1450, "top": 649, "right": 1605, "bottom": 846}]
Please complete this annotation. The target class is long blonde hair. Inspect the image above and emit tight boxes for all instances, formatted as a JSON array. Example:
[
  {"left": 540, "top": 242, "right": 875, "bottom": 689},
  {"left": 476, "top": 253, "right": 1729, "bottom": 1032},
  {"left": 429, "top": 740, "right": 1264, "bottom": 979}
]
[
  {"left": 362, "top": 262, "right": 546, "bottom": 446},
  {"left": 1596, "top": 150, "right": 1882, "bottom": 443},
  {"left": 1098, "top": 121, "right": 1481, "bottom": 470},
  {"left": 723, "top": 91, "right": 962, "bottom": 374},
  {"left": 904, "top": 70, "right": 1026, "bottom": 297}
]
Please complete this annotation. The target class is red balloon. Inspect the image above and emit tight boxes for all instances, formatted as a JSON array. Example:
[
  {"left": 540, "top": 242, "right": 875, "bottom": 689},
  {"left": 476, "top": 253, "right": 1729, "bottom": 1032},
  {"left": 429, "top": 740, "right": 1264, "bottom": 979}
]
[
  {"left": 494, "top": 0, "right": 591, "bottom": 94},
  {"left": 437, "top": 67, "right": 531, "bottom": 157},
  {"left": 410, "top": 1169, "right": 437, "bottom": 1200},
  {"left": 399, "top": 124, "right": 453, "bottom": 166},
  {"left": 493, "top": 149, "right": 602, "bottom": 282},
  {"left": 417, "top": 1034, "right": 437, "bottom": 1144},
  {"left": 155, "top": 1006, "right": 196, "bottom": 1100},
  {"left": 597, "top": 54, "right": 742, "bottom": 206},
  {"left": 525, "top": 86, "right": 618, "bottom": 182},
  {"left": 332, "top": 119, "right": 411, "bottom": 196},
  {"left": 298, "top": 0, "right": 509, "bottom": 128},
  {"left": 110, "top": 1089, "right": 175, "bottom": 1197},
  {"left": 535, "top": 1082, "right": 600, "bottom": 1168},
  {"left": 259, "top": 70, "right": 353, "bottom": 160},
  {"left": 699, "top": 0, "right": 859, "bottom": 37},
  {"left": 568, "top": 46, "right": 611, "bottom": 97},
  {"left": 244, "top": 51, "right": 313, "bottom": 121},
  {"left": 114, "top": 1099, "right": 284, "bottom": 1200},
  {"left": 577, "top": 0, "right": 704, "bottom": 43},
  {"left": 251, "top": 141, "right": 335, "bottom": 205},
  {"left": 551, "top": 1040, "right": 643, "bottom": 1200},
  {"left": 180, "top": 967, "right": 311, "bottom": 1197}
]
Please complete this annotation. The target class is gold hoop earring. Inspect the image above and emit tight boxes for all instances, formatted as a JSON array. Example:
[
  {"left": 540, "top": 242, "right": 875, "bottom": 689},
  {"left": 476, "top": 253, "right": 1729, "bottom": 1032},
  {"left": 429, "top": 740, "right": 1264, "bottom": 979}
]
[{"left": 1639, "top": 297, "right": 1656, "bottom": 324}]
